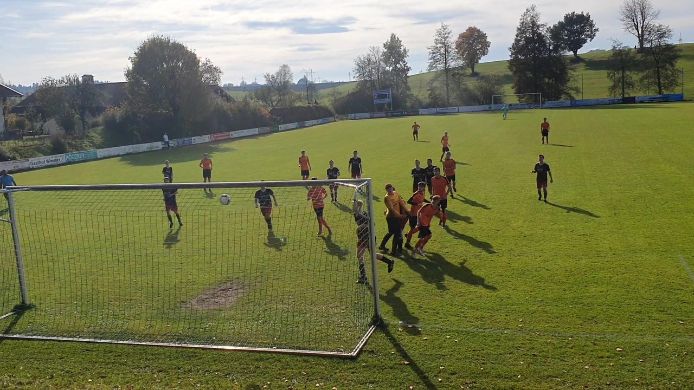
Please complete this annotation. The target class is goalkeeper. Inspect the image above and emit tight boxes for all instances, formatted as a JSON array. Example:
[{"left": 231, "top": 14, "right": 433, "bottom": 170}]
[
  {"left": 162, "top": 177, "right": 183, "bottom": 228},
  {"left": 353, "top": 199, "right": 394, "bottom": 284}
]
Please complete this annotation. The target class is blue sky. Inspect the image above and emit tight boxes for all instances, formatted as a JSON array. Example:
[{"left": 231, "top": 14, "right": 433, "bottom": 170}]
[{"left": 0, "top": 0, "right": 691, "bottom": 85}]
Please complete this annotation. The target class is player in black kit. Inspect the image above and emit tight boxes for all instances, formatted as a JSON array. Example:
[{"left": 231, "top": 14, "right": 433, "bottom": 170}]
[
  {"left": 255, "top": 183, "right": 278, "bottom": 230},
  {"left": 532, "top": 154, "right": 553, "bottom": 202},
  {"left": 411, "top": 159, "right": 427, "bottom": 192},
  {"left": 327, "top": 160, "right": 341, "bottom": 202},
  {"left": 162, "top": 177, "right": 182, "bottom": 228},
  {"left": 353, "top": 199, "right": 394, "bottom": 283},
  {"left": 348, "top": 151, "right": 362, "bottom": 179}
]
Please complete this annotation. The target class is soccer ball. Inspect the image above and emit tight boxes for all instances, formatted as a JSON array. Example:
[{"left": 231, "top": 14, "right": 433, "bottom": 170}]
[{"left": 219, "top": 194, "right": 231, "bottom": 205}]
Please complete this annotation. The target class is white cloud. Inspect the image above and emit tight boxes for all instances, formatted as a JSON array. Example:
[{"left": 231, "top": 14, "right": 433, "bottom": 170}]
[{"left": 1, "top": 0, "right": 691, "bottom": 85}]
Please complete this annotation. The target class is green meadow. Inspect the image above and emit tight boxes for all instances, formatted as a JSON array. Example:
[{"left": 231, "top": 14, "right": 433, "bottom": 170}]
[{"left": 1, "top": 103, "right": 693, "bottom": 388}]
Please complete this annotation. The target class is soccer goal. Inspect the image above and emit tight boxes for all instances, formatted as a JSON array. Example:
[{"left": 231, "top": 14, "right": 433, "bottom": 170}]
[
  {"left": 491, "top": 93, "right": 543, "bottom": 109},
  {"left": 0, "top": 179, "right": 381, "bottom": 357}
]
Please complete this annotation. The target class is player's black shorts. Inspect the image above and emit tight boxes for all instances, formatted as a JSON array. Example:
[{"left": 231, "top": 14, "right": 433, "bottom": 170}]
[
  {"left": 301, "top": 169, "right": 310, "bottom": 177},
  {"left": 314, "top": 207, "right": 324, "bottom": 218},
  {"left": 386, "top": 216, "right": 403, "bottom": 235},
  {"left": 442, "top": 146, "right": 450, "bottom": 152},
  {"left": 418, "top": 226, "right": 432, "bottom": 238},
  {"left": 351, "top": 169, "right": 361, "bottom": 179},
  {"left": 446, "top": 175, "right": 455, "bottom": 182},
  {"left": 202, "top": 169, "right": 212, "bottom": 179},
  {"left": 541, "top": 130, "right": 549, "bottom": 136},
  {"left": 439, "top": 198, "right": 448, "bottom": 211},
  {"left": 408, "top": 215, "right": 418, "bottom": 229}
]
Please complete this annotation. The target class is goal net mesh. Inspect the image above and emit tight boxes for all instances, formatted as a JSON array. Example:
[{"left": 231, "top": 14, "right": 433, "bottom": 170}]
[{"left": 0, "top": 180, "right": 378, "bottom": 355}]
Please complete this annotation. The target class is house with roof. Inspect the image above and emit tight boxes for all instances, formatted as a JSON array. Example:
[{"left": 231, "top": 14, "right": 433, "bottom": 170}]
[{"left": 1, "top": 83, "right": 24, "bottom": 136}]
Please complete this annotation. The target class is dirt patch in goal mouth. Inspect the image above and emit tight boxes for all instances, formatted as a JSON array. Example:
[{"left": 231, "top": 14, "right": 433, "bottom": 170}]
[{"left": 185, "top": 280, "right": 246, "bottom": 310}]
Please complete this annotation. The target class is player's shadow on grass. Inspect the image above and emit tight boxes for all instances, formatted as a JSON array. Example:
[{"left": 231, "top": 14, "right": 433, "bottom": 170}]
[
  {"left": 379, "top": 279, "right": 421, "bottom": 331},
  {"left": 546, "top": 202, "right": 600, "bottom": 218},
  {"left": 443, "top": 226, "right": 496, "bottom": 254},
  {"left": 455, "top": 161, "right": 470, "bottom": 166},
  {"left": 445, "top": 210, "right": 473, "bottom": 224},
  {"left": 0, "top": 308, "right": 27, "bottom": 344},
  {"left": 163, "top": 226, "right": 182, "bottom": 248},
  {"left": 415, "top": 140, "right": 430, "bottom": 143},
  {"left": 203, "top": 190, "right": 215, "bottom": 198},
  {"left": 320, "top": 235, "right": 349, "bottom": 260},
  {"left": 454, "top": 196, "right": 491, "bottom": 210},
  {"left": 332, "top": 201, "right": 353, "bottom": 214},
  {"left": 0, "top": 207, "right": 8, "bottom": 217},
  {"left": 264, "top": 231, "right": 287, "bottom": 251},
  {"left": 548, "top": 143, "right": 574, "bottom": 147},
  {"left": 120, "top": 143, "right": 235, "bottom": 166},
  {"left": 381, "top": 325, "right": 436, "bottom": 389},
  {"left": 401, "top": 252, "right": 496, "bottom": 291}
]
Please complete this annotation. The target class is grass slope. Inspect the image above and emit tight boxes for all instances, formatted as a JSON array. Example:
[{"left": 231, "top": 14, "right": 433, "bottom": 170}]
[
  {"left": 316, "top": 43, "right": 694, "bottom": 105},
  {"left": 1, "top": 103, "right": 693, "bottom": 388}
]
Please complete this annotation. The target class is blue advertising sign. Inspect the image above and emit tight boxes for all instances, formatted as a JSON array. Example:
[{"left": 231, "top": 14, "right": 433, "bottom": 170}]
[{"left": 373, "top": 89, "right": 392, "bottom": 104}]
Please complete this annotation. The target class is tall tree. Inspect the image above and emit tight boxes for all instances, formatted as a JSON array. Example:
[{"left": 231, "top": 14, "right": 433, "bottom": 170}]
[
  {"left": 508, "top": 6, "right": 569, "bottom": 101},
  {"left": 382, "top": 33, "right": 411, "bottom": 109},
  {"left": 353, "top": 46, "right": 385, "bottom": 92},
  {"left": 428, "top": 23, "right": 456, "bottom": 105},
  {"left": 639, "top": 24, "right": 680, "bottom": 94},
  {"left": 34, "top": 74, "right": 97, "bottom": 135},
  {"left": 620, "top": 0, "right": 659, "bottom": 52},
  {"left": 548, "top": 12, "right": 599, "bottom": 59},
  {"left": 126, "top": 35, "right": 213, "bottom": 138},
  {"left": 455, "top": 26, "right": 491, "bottom": 74},
  {"left": 606, "top": 41, "right": 638, "bottom": 98}
]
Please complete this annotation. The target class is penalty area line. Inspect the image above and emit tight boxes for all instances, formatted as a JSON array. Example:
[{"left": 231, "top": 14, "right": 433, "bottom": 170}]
[{"left": 678, "top": 255, "right": 694, "bottom": 283}]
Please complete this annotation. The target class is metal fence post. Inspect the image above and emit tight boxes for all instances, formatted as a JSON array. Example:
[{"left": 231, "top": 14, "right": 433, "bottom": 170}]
[{"left": 7, "top": 190, "right": 30, "bottom": 306}]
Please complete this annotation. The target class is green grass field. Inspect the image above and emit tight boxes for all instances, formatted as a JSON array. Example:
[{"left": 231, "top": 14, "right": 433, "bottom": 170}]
[{"left": 1, "top": 103, "right": 693, "bottom": 388}]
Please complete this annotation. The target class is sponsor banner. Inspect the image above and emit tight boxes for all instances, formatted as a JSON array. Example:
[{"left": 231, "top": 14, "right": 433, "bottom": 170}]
[
  {"left": 419, "top": 108, "right": 437, "bottom": 115},
  {"left": 175, "top": 137, "right": 193, "bottom": 147},
  {"left": 317, "top": 117, "right": 334, "bottom": 124},
  {"left": 28, "top": 154, "right": 66, "bottom": 169},
  {"left": 385, "top": 111, "right": 407, "bottom": 117},
  {"left": 437, "top": 107, "right": 459, "bottom": 114},
  {"left": 97, "top": 146, "right": 128, "bottom": 159},
  {"left": 371, "top": 112, "right": 386, "bottom": 118},
  {"left": 458, "top": 105, "right": 492, "bottom": 113},
  {"left": 144, "top": 142, "right": 163, "bottom": 151},
  {"left": 304, "top": 120, "right": 319, "bottom": 127},
  {"left": 211, "top": 132, "right": 232, "bottom": 141},
  {"left": 258, "top": 126, "right": 272, "bottom": 134},
  {"left": 573, "top": 98, "right": 619, "bottom": 107},
  {"left": 231, "top": 128, "right": 259, "bottom": 138},
  {"left": 278, "top": 123, "right": 298, "bottom": 131},
  {"left": 348, "top": 113, "right": 371, "bottom": 120},
  {"left": 0, "top": 159, "right": 30, "bottom": 172},
  {"left": 66, "top": 150, "right": 98, "bottom": 163},
  {"left": 636, "top": 93, "right": 684, "bottom": 103},
  {"left": 191, "top": 135, "right": 210, "bottom": 144},
  {"left": 297, "top": 121, "right": 306, "bottom": 128},
  {"left": 543, "top": 100, "right": 572, "bottom": 108}
]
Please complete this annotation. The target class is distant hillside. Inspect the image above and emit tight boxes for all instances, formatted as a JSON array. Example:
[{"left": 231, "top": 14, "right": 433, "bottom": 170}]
[{"left": 313, "top": 43, "right": 694, "bottom": 107}]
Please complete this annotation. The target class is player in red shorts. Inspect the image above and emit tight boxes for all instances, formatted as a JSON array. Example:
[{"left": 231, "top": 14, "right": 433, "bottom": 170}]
[
  {"left": 442, "top": 151, "right": 457, "bottom": 195},
  {"left": 404, "top": 181, "right": 427, "bottom": 249},
  {"left": 532, "top": 154, "right": 553, "bottom": 202},
  {"left": 255, "top": 183, "right": 278, "bottom": 231},
  {"left": 162, "top": 177, "right": 182, "bottom": 228},
  {"left": 430, "top": 168, "right": 452, "bottom": 226}
]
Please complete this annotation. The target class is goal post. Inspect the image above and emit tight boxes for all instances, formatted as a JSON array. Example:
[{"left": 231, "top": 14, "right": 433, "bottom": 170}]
[
  {"left": 0, "top": 180, "right": 381, "bottom": 357},
  {"left": 491, "top": 93, "right": 543, "bottom": 109}
]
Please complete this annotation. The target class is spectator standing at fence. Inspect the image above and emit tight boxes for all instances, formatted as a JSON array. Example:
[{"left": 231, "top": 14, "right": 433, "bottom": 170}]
[
  {"left": 163, "top": 133, "right": 170, "bottom": 149},
  {"left": 1, "top": 170, "right": 17, "bottom": 202}
]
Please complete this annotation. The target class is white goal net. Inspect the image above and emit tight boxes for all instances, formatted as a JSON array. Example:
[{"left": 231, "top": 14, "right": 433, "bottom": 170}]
[{"left": 0, "top": 179, "right": 381, "bottom": 357}]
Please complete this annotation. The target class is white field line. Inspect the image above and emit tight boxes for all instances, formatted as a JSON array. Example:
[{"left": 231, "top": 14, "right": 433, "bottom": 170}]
[{"left": 679, "top": 255, "right": 694, "bottom": 283}]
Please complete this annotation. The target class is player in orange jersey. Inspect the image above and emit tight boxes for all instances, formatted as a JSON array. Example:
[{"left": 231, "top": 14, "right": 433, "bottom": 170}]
[
  {"left": 199, "top": 153, "right": 213, "bottom": 193},
  {"left": 442, "top": 151, "right": 457, "bottom": 194},
  {"left": 307, "top": 178, "right": 331, "bottom": 235},
  {"left": 404, "top": 181, "right": 427, "bottom": 249},
  {"left": 413, "top": 195, "right": 444, "bottom": 255},
  {"left": 299, "top": 150, "right": 312, "bottom": 180},
  {"left": 411, "top": 121, "right": 421, "bottom": 141},
  {"left": 430, "top": 167, "right": 452, "bottom": 226},
  {"left": 440, "top": 131, "right": 450, "bottom": 162},
  {"left": 540, "top": 118, "right": 550, "bottom": 144}
]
